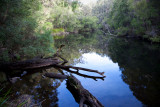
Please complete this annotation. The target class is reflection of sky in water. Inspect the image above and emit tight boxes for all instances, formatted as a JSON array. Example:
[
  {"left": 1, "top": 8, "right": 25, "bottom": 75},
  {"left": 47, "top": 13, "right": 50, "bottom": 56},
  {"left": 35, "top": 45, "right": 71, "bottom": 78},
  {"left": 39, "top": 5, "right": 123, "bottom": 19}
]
[{"left": 57, "top": 52, "right": 142, "bottom": 107}]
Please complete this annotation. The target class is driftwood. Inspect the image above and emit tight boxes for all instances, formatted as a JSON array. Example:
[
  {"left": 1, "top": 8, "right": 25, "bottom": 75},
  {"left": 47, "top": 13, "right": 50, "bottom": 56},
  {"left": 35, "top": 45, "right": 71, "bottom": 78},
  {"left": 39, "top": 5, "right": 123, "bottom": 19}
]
[
  {"left": 0, "top": 59, "right": 105, "bottom": 78},
  {"left": 0, "top": 58, "right": 61, "bottom": 71},
  {"left": 0, "top": 58, "right": 105, "bottom": 81},
  {"left": 44, "top": 73, "right": 104, "bottom": 106},
  {"left": 67, "top": 75, "right": 104, "bottom": 107}
]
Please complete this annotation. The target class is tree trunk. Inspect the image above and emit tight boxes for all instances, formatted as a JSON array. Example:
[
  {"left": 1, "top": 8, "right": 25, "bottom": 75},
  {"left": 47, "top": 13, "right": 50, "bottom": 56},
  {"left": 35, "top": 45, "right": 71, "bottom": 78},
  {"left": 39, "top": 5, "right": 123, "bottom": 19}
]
[{"left": 67, "top": 75, "right": 104, "bottom": 107}]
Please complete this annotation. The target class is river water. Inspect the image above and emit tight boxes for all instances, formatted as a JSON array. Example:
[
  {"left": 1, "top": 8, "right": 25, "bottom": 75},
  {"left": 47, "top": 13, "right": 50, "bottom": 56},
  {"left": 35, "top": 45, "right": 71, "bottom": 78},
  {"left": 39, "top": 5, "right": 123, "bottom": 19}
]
[{"left": 0, "top": 33, "right": 160, "bottom": 107}]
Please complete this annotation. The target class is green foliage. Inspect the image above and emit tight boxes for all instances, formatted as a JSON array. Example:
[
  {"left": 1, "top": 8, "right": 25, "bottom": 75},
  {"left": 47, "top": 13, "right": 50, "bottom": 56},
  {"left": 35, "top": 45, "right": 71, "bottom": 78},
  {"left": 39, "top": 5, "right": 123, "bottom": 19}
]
[
  {"left": 0, "top": 88, "right": 12, "bottom": 106},
  {"left": 71, "top": 1, "right": 79, "bottom": 12},
  {"left": 51, "top": 0, "right": 98, "bottom": 32},
  {"left": 130, "top": 18, "right": 145, "bottom": 35},
  {"left": 54, "top": 35, "right": 65, "bottom": 40},
  {"left": 0, "top": 0, "right": 55, "bottom": 61},
  {"left": 53, "top": 28, "right": 65, "bottom": 33},
  {"left": 17, "top": 100, "right": 28, "bottom": 107},
  {"left": 92, "top": 0, "right": 113, "bottom": 29},
  {"left": 149, "top": 36, "right": 160, "bottom": 43},
  {"left": 0, "top": 0, "right": 99, "bottom": 62},
  {"left": 109, "top": 0, "right": 130, "bottom": 29},
  {"left": 93, "top": 0, "right": 160, "bottom": 41},
  {"left": 117, "top": 27, "right": 129, "bottom": 36},
  {"left": 79, "top": 16, "right": 99, "bottom": 32},
  {"left": 0, "top": 50, "right": 10, "bottom": 62}
]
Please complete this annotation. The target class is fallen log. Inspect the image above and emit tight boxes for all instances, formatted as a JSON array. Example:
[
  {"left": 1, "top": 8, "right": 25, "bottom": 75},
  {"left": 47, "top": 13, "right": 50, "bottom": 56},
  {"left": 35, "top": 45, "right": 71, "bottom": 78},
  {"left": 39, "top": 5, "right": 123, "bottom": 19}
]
[
  {"left": 1, "top": 45, "right": 106, "bottom": 107},
  {"left": 0, "top": 58, "right": 105, "bottom": 79},
  {"left": 67, "top": 75, "right": 104, "bottom": 107},
  {"left": 0, "top": 44, "right": 105, "bottom": 80},
  {"left": 0, "top": 58, "right": 61, "bottom": 71}
]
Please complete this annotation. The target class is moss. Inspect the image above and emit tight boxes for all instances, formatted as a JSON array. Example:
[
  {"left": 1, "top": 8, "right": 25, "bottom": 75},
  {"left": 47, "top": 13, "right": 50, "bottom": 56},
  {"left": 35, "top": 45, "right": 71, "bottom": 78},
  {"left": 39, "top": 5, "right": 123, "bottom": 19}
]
[
  {"left": 53, "top": 28, "right": 65, "bottom": 33},
  {"left": 54, "top": 35, "right": 65, "bottom": 40}
]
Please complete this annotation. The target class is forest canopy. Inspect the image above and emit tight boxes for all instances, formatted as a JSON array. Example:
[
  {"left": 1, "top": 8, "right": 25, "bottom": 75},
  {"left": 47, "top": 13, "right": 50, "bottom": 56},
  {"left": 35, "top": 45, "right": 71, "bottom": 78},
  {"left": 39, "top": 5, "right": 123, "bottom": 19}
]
[
  {"left": 0, "top": 0, "right": 160, "bottom": 62},
  {"left": 0, "top": 0, "right": 98, "bottom": 62}
]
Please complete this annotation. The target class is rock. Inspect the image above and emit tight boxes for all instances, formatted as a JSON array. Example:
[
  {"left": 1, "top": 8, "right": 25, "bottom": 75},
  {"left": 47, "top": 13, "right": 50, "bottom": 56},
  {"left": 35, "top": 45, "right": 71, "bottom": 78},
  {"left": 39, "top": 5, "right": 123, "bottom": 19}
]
[
  {"left": 21, "top": 71, "right": 27, "bottom": 76},
  {"left": 9, "top": 77, "right": 21, "bottom": 83}
]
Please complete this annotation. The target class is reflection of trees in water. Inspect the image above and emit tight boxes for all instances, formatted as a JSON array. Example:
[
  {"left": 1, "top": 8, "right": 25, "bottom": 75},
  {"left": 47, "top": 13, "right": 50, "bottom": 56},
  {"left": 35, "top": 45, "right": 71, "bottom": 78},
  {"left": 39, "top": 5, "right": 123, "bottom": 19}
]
[
  {"left": 54, "top": 33, "right": 99, "bottom": 65},
  {"left": 7, "top": 68, "right": 63, "bottom": 107},
  {"left": 54, "top": 32, "right": 113, "bottom": 65},
  {"left": 54, "top": 33, "right": 160, "bottom": 106},
  {"left": 0, "top": 32, "right": 104, "bottom": 106},
  {"left": 107, "top": 38, "right": 160, "bottom": 106}
]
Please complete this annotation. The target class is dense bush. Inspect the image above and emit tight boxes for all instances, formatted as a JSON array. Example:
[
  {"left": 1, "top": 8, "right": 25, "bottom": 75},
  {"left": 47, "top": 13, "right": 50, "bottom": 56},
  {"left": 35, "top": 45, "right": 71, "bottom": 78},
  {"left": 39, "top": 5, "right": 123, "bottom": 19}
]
[
  {"left": 93, "top": 0, "right": 160, "bottom": 42},
  {"left": 0, "top": 0, "right": 99, "bottom": 62}
]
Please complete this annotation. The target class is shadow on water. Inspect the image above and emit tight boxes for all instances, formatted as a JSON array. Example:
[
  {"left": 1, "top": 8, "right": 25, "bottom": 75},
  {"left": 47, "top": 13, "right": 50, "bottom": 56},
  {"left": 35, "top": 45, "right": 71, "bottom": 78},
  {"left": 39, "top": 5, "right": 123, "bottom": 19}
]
[
  {"left": 0, "top": 68, "right": 63, "bottom": 107},
  {"left": 106, "top": 38, "right": 160, "bottom": 106},
  {"left": 1, "top": 32, "right": 160, "bottom": 106}
]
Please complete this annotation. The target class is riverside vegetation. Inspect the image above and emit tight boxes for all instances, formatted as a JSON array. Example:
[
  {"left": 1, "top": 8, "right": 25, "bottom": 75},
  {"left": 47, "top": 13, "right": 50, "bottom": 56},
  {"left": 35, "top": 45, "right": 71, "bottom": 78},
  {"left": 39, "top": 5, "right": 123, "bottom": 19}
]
[
  {"left": 0, "top": 0, "right": 99, "bottom": 62},
  {"left": 1, "top": 0, "right": 160, "bottom": 62},
  {"left": 93, "top": 0, "right": 160, "bottom": 42},
  {"left": 0, "top": 0, "right": 160, "bottom": 106}
]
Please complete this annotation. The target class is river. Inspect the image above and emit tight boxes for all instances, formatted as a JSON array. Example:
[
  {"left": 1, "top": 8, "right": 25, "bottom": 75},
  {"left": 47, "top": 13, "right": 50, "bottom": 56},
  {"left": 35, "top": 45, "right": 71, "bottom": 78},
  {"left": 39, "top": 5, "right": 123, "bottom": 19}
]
[{"left": 0, "top": 32, "right": 160, "bottom": 107}]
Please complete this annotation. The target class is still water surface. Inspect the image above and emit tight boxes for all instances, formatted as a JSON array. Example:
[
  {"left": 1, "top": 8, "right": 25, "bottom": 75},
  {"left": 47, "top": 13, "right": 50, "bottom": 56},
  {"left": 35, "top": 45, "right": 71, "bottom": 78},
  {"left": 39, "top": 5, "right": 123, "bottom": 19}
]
[{"left": 0, "top": 33, "right": 160, "bottom": 107}]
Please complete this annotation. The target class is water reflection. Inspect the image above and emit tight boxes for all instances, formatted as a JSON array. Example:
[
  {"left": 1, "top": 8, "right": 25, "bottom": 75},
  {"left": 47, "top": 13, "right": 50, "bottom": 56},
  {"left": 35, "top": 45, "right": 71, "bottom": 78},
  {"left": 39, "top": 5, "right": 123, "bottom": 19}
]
[
  {"left": 1, "top": 32, "right": 160, "bottom": 107},
  {"left": 55, "top": 33, "right": 160, "bottom": 106},
  {"left": 0, "top": 68, "right": 63, "bottom": 107},
  {"left": 71, "top": 53, "right": 142, "bottom": 107},
  {"left": 107, "top": 38, "right": 160, "bottom": 106}
]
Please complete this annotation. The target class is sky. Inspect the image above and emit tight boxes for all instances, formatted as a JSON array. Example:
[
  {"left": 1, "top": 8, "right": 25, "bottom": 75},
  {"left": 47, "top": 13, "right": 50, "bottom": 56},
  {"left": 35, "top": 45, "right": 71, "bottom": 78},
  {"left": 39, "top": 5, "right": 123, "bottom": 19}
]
[{"left": 79, "top": 0, "right": 98, "bottom": 5}]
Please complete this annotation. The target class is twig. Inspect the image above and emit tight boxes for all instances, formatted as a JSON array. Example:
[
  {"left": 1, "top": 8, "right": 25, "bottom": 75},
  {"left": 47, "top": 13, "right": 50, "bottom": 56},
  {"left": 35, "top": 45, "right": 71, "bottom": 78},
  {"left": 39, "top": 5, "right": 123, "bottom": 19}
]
[{"left": 54, "top": 64, "right": 105, "bottom": 76}]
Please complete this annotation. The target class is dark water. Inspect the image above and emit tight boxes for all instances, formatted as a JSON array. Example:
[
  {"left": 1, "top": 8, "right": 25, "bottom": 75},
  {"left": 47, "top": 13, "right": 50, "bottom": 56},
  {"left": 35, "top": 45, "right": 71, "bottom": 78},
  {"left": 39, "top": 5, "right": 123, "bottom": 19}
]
[{"left": 1, "top": 33, "right": 160, "bottom": 107}]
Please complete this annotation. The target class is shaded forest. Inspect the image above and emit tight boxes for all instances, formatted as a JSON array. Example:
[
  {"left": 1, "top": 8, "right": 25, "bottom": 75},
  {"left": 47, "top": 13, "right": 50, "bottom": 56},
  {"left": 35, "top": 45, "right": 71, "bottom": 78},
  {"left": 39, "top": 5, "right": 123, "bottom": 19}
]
[
  {"left": 0, "top": 0, "right": 98, "bottom": 62},
  {"left": 93, "top": 0, "right": 160, "bottom": 42},
  {"left": 0, "top": 0, "right": 160, "bottom": 62},
  {"left": 0, "top": 0, "right": 160, "bottom": 106}
]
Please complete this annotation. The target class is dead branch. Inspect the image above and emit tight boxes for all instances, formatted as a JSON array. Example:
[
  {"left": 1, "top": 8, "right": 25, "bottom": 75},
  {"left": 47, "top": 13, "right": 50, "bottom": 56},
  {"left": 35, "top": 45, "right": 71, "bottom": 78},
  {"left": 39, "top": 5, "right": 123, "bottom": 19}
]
[
  {"left": 54, "top": 64, "right": 105, "bottom": 76},
  {"left": 54, "top": 65, "right": 105, "bottom": 80},
  {"left": 67, "top": 75, "right": 104, "bottom": 107},
  {"left": 0, "top": 58, "right": 61, "bottom": 71}
]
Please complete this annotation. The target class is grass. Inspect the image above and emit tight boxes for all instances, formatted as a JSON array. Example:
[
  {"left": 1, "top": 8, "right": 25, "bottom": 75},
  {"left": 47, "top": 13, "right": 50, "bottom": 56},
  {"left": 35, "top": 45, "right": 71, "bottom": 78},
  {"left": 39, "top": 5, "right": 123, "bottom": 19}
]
[{"left": 0, "top": 87, "right": 12, "bottom": 106}]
